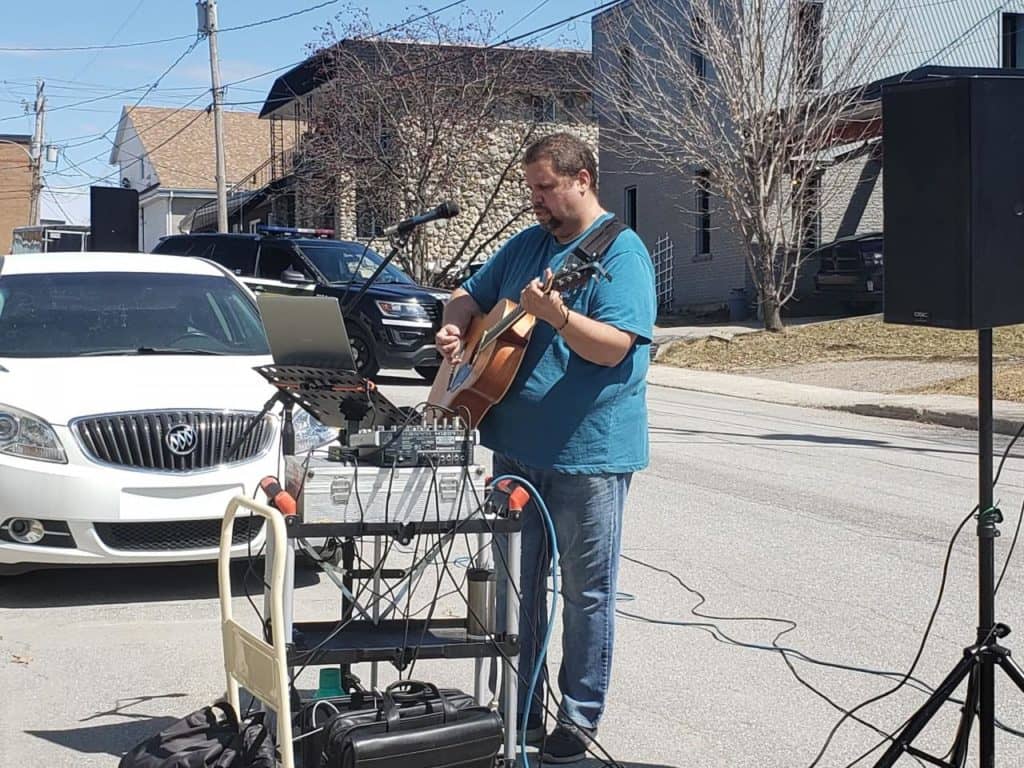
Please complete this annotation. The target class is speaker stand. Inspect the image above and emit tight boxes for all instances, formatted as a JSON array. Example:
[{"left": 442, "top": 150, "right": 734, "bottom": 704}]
[{"left": 873, "top": 329, "right": 1024, "bottom": 767}]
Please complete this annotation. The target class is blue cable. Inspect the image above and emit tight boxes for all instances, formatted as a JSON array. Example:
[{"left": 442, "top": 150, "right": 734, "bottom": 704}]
[{"left": 492, "top": 473, "right": 559, "bottom": 764}]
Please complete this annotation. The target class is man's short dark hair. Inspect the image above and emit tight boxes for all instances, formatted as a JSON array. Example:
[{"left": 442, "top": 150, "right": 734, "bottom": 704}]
[{"left": 524, "top": 132, "right": 598, "bottom": 191}]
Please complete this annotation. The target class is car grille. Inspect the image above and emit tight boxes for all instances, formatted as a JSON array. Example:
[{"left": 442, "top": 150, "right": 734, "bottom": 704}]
[
  {"left": 94, "top": 518, "right": 264, "bottom": 552},
  {"left": 72, "top": 410, "right": 274, "bottom": 472},
  {"left": 824, "top": 254, "right": 863, "bottom": 273},
  {"left": 423, "top": 300, "right": 441, "bottom": 328}
]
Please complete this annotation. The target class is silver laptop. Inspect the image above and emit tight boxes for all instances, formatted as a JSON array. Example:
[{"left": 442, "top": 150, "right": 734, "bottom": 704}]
[{"left": 257, "top": 293, "right": 357, "bottom": 371}]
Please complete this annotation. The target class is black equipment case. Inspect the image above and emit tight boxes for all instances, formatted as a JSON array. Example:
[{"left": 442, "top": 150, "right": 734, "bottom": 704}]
[
  {"left": 315, "top": 681, "right": 502, "bottom": 768},
  {"left": 297, "top": 682, "right": 478, "bottom": 766}
]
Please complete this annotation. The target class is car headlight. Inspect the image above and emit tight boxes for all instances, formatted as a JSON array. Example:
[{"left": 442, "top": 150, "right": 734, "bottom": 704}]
[
  {"left": 375, "top": 300, "right": 430, "bottom": 320},
  {"left": 291, "top": 408, "right": 338, "bottom": 454},
  {"left": 0, "top": 404, "right": 67, "bottom": 463}
]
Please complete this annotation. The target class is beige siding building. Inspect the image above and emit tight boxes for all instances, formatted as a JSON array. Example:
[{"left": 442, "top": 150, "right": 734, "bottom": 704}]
[{"left": 109, "top": 107, "right": 275, "bottom": 252}]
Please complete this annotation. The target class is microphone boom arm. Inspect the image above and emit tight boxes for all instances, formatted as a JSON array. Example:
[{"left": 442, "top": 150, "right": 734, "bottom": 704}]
[{"left": 339, "top": 234, "right": 408, "bottom": 319}]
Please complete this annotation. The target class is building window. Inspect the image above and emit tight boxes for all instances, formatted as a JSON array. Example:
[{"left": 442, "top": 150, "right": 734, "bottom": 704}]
[
  {"left": 1004, "top": 13, "right": 1024, "bottom": 68},
  {"left": 690, "top": 15, "right": 707, "bottom": 81},
  {"left": 624, "top": 186, "right": 637, "bottom": 230},
  {"left": 796, "top": 1, "right": 824, "bottom": 89},
  {"left": 532, "top": 95, "right": 556, "bottom": 123},
  {"left": 796, "top": 171, "right": 822, "bottom": 253},
  {"left": 695, "top": 171, "right": 711, "bottom": 258}
]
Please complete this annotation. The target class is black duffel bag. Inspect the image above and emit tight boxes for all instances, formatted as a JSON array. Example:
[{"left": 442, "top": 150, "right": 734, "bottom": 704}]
[
  {"left": 320, "top": 681, "right": 502, "bottom": 768},
  {"left": 119, "top": 701, "right": 275, "bottom": 768}
]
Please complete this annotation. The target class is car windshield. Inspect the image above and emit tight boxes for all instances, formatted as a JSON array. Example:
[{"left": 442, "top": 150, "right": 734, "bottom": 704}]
[
  {"left": 0, "top": 272, "right": 270, "bottom": 358},
  {"left": 295, "top": 240, "right": 414, "bottom": 285}
]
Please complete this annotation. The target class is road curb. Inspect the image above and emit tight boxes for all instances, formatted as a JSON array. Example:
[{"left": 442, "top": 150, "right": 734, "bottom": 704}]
[{"left": 648, "top": 365, "right": 1024, "bottom": 436}]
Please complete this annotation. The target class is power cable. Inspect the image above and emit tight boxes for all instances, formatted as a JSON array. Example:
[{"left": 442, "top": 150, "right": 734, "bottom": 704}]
[
  {"left": 44, "top": 187, "right": 75, "bottom": 222},
  {"left": 78, "top": 0, "right": 149, "bottom": 79},
  {"left": 209, "top": 0, "right": 472, "bottom": 94},
  {"left": 0, "top": 0, "right": 345, "bottom": 53},
  {"left": 47, "top": 107, "right": 207, "bottom": 190},
  {"left": 43, "top": 0, "right": 471, "bottom": 171},
  {"left": 494, "top": 0, "right": 554, "bottom": 40}
]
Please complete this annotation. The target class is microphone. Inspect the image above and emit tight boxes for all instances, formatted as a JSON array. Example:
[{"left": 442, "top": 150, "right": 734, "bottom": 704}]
[{"left": 383, "top": 201, "right": 460, "bottom": 236}]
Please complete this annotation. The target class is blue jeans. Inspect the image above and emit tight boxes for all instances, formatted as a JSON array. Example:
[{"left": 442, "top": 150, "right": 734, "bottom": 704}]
[{"left": 493, "top": 453, "right": 631, "bottom": 731}]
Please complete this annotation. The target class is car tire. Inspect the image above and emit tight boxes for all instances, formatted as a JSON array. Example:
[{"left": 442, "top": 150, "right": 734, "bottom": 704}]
[
  {"left": 346, "top": 324, "right": 380, "bottom": 379},
  {"left": 414, "top": 365, "right": 440, "bottom": 382}
]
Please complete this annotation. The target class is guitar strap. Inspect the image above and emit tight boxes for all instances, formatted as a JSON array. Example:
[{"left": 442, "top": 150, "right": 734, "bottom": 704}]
[{"left": 568, "top": 215, "right": 628, "bottom": 268}]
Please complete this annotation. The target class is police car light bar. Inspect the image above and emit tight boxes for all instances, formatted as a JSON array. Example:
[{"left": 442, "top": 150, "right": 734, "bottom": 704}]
[{"left": 256, "top": 225, "right": 335, "bottom": 237}]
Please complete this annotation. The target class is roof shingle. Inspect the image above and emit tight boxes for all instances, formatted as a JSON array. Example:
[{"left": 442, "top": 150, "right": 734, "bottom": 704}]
[{"left": 113, "top": 106, "right": 272, "bottom": 191}]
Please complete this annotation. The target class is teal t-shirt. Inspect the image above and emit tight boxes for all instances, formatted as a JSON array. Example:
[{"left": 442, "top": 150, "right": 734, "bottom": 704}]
[{"left": 462, "top": 214, "right": 655, "bottom": 474}]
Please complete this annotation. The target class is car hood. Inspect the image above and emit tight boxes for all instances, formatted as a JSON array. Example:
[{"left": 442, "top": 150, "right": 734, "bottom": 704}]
[
  {"left": 322, "top": 282, "right": 449, "bottom": 302},
  {"left": 0, "top": 355, "right": 276, "bottom": 425}
]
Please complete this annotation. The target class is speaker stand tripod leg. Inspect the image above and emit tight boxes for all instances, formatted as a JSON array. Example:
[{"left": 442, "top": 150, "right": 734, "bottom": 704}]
[
  {"left": 949, "top": 659, "right": 980, "bottom": 768},
  {"left": 995, "top": 645, "right": 1024, "bottom": 692},
  {"left": 873, "top": 650, "right": 978, "bottom": 767}
]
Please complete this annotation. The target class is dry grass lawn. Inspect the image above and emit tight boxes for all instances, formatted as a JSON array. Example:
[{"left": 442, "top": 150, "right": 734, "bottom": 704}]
[{"left": 659, "top": 315, "right": 1024, "bottom": 401}]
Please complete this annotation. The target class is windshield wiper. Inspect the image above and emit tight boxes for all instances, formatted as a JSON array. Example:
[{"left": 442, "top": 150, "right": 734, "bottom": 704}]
[{"left": 80, "top": 347, "right": 224, "bottom": 356}]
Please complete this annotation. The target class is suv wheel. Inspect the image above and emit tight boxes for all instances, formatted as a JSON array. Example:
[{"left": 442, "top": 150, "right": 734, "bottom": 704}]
[
  {"left": 347, "top": 325, "right": 380, "bottom": 379},
  {"left": 414, "top": 365, "right": 440, "bottom": 382}
]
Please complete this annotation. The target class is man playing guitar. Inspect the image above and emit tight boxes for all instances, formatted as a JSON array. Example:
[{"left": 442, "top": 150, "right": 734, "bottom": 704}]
[{"left": 436, "top": 132, "right": 656, "bottom": 764}]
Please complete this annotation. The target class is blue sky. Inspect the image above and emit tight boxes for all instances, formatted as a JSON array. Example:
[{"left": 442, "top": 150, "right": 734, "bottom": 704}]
[{"left": 0, "top": 0, "right": 605, "bottom": 224}]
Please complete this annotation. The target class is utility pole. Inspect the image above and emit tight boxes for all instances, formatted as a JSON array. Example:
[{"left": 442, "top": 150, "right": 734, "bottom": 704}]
[
  {"left": 29, "top": 79, "right": 45, "bottom": 227},
  {"left": 198, "top": 1, "right": 228, "bottom": 232}
]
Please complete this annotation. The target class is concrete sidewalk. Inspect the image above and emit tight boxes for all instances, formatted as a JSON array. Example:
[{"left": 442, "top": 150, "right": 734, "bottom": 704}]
[{"left": 648, "top": 363, "right": 1024, "bottom": 435}]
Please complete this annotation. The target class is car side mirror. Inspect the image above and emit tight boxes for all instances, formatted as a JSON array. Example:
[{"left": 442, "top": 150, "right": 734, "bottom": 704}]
[{"left": 280, "top": 268, "right": 312, "bottom": 284}]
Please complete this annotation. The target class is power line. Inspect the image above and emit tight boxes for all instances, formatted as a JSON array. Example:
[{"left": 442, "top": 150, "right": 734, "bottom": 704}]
[
  {"left": 494, "top": 0, "right": 554, "bottom": 40},
  {"left": 47, "top": 0, "right": 480, "bottom": 191},
  {"left": 45, "top": 187, "right": 76, "bottom": 221},
  {"left": 0, "top": 0, "right": 344, "bottom": 53},
  {"left": 43, "top": 0, "right": 471, "bottom": 154},
  {"left": 78, "top": 0, "right": 149, "bottom": 79},
  {"left": 306, "top": 0, "right": 613, "bottom": 88},
  {"left": 0, "top": 37, "right": 201, "bottom": 127},
  {"left": 48, "top": 107, "right": 208, "bottom": 190},
  {"left": 213, "top": 0, "right": 472, "bottom": 91}
]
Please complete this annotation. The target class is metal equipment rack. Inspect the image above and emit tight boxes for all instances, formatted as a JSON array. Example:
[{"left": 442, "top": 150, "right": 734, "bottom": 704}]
[{"left": 218, "top": 485, "right": 523, "bottom": 768}]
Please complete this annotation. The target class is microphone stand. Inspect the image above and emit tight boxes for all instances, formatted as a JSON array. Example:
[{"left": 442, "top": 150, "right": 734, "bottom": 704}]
[
  {"left": 225, "top": 388, "right": 298, "bottom": 463},
  {"left": 339, "top": 230, "right": 412, "bottom": 318}
]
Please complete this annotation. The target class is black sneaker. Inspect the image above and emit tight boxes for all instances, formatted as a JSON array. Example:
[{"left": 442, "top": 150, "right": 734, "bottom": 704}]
[
  {"left": 524, "top": 713, "right": 546, "bottom": 746},
  {"left": 541, "top": 723, "right": 594, "bottom": 764}
]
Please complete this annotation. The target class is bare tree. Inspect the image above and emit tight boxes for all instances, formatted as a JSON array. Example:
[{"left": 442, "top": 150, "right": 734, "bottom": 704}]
[
  {"left": 593, "top": 0, "right": 900, "bottom": 330},
  {"left": 296, "top": 5, "right": 591, "bottom": 285}
]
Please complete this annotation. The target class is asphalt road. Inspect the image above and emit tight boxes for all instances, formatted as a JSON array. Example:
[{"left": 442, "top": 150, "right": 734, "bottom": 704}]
[{"left": 4, "top": 373, "right": 1024, "bottom": 767}]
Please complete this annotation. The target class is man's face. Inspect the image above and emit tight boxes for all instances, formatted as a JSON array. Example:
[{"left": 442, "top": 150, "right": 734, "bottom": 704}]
[{"left": 524, "top": 158, "right": 589, "bottom": 237}]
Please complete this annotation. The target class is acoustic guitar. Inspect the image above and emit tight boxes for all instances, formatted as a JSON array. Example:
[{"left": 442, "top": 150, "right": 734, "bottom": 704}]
[{"left": 427, "top": 262, "right": 604, "bottom": 428}]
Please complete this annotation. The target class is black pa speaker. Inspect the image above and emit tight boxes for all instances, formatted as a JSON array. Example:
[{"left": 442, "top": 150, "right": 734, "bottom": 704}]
[
  {"left": 90, "top": 186, "right": 139, "bottom": 252},
  {"left": 882, "top": 74, "right": 1024, "bottom": 329}
]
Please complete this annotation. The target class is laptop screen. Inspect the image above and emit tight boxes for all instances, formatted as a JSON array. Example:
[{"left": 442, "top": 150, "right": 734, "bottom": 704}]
[{"left": 257, "top": 293, "right": 357, "bottom": 371}]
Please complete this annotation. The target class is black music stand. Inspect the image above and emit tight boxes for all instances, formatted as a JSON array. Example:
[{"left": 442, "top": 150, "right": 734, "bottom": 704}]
[{"left": 254, "top": 364, "right": 408, "bottom": 436}]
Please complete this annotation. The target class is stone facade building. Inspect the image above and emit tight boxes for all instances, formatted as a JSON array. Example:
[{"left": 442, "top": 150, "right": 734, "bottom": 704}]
[{"left": 206, "top": 39, "right": 597, "bottom": 285}]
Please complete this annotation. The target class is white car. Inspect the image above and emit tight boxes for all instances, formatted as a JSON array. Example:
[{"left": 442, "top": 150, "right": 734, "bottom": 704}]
[{"left": 0, "top": 252, "right": 300, "bottom": 575}]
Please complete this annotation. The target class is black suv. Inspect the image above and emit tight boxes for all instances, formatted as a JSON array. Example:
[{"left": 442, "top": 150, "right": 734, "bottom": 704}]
[
  {"left": 812, "top": 232, "right": 884, "bottom": 310},
  {"left": 152, "top": 229, "right": 447, "bottom": 379}
]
